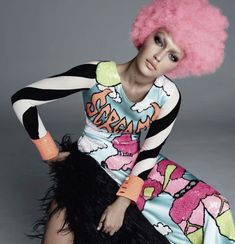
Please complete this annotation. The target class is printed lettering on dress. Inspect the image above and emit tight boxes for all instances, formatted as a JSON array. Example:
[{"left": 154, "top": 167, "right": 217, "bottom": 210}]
[{"left": 86, "top": 89, "right": 161, "bottom": 134}]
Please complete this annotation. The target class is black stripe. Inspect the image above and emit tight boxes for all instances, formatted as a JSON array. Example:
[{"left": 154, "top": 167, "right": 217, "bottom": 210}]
[
  {"left": 135, "top": 136, "right": 168, "bottom": 164},
  {"left": 11, "top": 87, "right": 87, "bottom": 104},
  {"left": 139, "top": 169, "right": 152, "bottom": 180},
  {"left": 145, "top": 93, "right": 181, "bottom": 139},
  {"left": 134, "top": 93, "right": 182, "bottom": 181},
  {"left": 48, "top": 63, "right": 97, "bottom": 78},
  {"left": 137, "top": 142, "right": 166, "bottom": 181},
  {"left": 23, "top": 107, "right": 39, "bottom": 139}
]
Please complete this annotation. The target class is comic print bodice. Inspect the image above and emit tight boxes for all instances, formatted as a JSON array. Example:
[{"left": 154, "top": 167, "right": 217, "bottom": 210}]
[{"left": 77, "top": 61, "right": 171, "bottom": 185}]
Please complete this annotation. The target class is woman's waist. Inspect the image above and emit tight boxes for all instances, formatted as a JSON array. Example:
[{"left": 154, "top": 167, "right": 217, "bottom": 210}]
[{"left": 78, "top": 120, "right": 140, "bottom": 156}]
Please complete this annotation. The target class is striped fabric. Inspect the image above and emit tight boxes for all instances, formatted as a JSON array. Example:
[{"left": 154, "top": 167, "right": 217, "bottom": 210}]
[
  {"left": 11, "top": 63, "right": 97, "bottom": 139},
  {"left": 132, "top": 86, "right": 181, "bottom": 180}
]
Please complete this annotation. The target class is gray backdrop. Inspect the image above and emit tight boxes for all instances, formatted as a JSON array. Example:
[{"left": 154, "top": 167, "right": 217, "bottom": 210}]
[{"left": 1, "top": 0, "right": 235, "bottom": 243}]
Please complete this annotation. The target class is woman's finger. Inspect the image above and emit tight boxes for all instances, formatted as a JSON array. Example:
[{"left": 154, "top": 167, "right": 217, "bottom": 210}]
[
  {"left": 109, "top": 229, "right": 117, "bottom": 236},
  {"left": 97, "top": 221, "right": 103, "bottom": 231},
  {"left": 59, "top": 151, "right": 70, "bottom": 159},
  {"left": 103, "top": 226, "right": 111, "bottom": 234},
  {"left": 56, "top": 152, "right": 71, "bottom": 162},
  {"left": 61, "top": 151, "right": 70, "bottom": 157},
  {"left": 97, "top": 212, "right": 106, "bottom": 230}
]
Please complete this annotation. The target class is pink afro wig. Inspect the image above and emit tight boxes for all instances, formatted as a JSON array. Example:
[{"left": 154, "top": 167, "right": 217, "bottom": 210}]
[{"left": 130, "top": 0, "right": 229, "bottom": 79}]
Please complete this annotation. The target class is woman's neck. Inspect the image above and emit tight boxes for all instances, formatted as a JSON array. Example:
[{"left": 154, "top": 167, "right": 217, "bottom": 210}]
[
  {"left": 115, "top": 58, "right": 156, "bottom": 103},
  {"left": 116, "top": 58, "right": 156, "bottom": 89}
]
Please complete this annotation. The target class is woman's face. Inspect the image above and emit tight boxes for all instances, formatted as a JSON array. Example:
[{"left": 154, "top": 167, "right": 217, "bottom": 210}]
[{"left": 135, "top": 28, "right": 184, "bottom": 79}]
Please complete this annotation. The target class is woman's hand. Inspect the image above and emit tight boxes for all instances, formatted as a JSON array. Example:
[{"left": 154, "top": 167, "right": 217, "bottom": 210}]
[
  {"left": 97, "top": 196, "right": 131, "bottom": 236},
  {"left": 44, "top": 151, "right": 70, "bottom": 166}
]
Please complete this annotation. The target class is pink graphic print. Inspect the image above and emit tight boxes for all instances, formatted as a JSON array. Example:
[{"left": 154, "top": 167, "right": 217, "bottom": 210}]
[
  {"left": 136, "top": 159, "right": 233, "bottom": 239},
  {"left": 137, "top": 160, "right": 188, "bottom": 211},
  {"left": 104, "top": 134, "right": 139, "bottom": 171}
]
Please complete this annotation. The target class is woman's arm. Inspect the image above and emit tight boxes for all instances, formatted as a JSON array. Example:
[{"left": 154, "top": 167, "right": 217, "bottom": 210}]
[
  {"left": 11, "top": 61, "right": 98, "bottom": 161},
  {"left": 96, "top": 196, "right": 131, "bottom": 236},
  {"left": 116, "top": 81, "right": 182, "bottom": 204}
]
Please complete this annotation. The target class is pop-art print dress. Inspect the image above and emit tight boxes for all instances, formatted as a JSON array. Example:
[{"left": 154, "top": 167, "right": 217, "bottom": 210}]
[{"left": 11, "top": 60, "right": 235, "bottom": 244}]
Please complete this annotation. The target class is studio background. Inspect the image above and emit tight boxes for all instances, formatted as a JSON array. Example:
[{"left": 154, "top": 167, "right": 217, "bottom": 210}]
[{"left": 1, "top": 0, "right": 234, "bottom": 243}]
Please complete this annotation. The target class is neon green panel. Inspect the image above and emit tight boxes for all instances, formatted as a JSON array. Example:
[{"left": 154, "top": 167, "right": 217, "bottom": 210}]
[{"left": 96, "top": 61, "right": 121, "bottom": 86}]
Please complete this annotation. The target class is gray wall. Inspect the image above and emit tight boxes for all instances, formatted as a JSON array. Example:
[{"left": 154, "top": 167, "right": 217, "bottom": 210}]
[{"left": 1, "top": 0, "right": 235, "bottom": 243}]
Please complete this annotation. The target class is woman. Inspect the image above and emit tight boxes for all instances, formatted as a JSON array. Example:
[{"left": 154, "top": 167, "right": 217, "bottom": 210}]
[{"left": 11, "top": 0, "right": 235, "bottom": 243}]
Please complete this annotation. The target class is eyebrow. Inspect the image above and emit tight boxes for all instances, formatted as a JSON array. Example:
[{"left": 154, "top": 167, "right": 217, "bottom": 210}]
[{"left": 158, "top": 32, "right": 182, "bottom": 55}]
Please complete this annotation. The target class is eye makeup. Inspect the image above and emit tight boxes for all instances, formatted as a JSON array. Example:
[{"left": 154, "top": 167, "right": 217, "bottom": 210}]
[
  {"left": 154, "top": 31, "right": 181, "bottom": 62},
  {"left": 154, "top": 33, "right": 164, "bottom": 47}
]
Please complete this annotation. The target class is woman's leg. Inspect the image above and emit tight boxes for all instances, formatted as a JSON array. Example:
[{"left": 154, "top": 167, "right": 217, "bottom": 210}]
[
  {"left": 42, "top": 199, "right": 74, "bottom": 244},
  {"left": 136, "top": 156, "right": 235, "bottom": 244}
]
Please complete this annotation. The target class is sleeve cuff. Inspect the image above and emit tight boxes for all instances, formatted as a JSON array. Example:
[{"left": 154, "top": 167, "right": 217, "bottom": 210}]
[
  {"left": 116, "top": 175, "right": 144, "bottom": 204},
  {"left": 31, "top": 132, "right": 59, "bottom": 161}
]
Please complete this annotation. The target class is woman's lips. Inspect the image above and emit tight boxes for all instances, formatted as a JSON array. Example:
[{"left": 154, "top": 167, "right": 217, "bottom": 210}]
[{"left": 146, "top": 59, "right": 156, "bottom": 71}]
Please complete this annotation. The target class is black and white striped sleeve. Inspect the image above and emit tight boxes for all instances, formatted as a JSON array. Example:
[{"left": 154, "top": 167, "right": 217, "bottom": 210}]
[
  {"left": 130, "top": 83, "right": 181, "bottom": 180},
  {"left": 11, "top": 61, "right": 98, "bottom": 160}
]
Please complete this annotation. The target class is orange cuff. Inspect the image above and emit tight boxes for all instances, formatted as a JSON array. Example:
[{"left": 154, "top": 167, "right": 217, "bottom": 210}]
[
  {"left": 116, "top": 175, "right": 144, "bottom": 204},
  {"left": 31, "top": 132, "right": 59, "bottom": 161}
]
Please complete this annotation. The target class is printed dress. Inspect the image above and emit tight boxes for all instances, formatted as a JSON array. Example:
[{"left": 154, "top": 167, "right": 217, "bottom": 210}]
[{"left": 11, "top": 60, "right": 235, "bottom": 243}]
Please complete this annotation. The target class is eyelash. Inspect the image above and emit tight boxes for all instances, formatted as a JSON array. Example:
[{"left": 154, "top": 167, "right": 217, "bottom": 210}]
[
  {"left": 154, "top": 35, "right": 163, "bottom": 47},
  {"left": 169, "top": 53, "right": 178, "bottom": 62},
  {"left": 154, "top": 35, "right": 179, "bottom": 63}
]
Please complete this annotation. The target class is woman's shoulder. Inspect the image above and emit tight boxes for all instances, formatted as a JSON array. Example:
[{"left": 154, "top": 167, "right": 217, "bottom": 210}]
[
  {"left": 85, "top": 60, "right": 112, "bottom": 65},
  {"left": 153, "top": 75, "right": 180, "bottom": 98},
  {"left": 86, "top": 60, "right": 100, "bottom": 65}
]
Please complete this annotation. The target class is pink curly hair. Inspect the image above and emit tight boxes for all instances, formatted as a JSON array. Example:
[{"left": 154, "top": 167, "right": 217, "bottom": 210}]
[{"left": 130, "top": 0, "right": 229, "bottom": 79}]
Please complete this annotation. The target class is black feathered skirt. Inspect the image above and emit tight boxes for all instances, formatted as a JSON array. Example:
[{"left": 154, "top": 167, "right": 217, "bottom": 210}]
[{"left": 26, "top": 134, "right": 170, "bottom": 244}]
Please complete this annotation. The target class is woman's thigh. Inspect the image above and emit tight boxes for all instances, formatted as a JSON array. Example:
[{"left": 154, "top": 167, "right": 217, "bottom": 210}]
[
  {"left": 42, "top": 199, "right": 74, "bottom": 244},
  {"left": 136, "top": 155, "right": 235, "bottom": 244}
]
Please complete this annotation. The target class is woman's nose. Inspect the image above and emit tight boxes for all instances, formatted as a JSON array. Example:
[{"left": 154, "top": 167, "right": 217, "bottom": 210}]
[
  {"left": 154, "top": 50, "right": 166, "bottom": 62},
  {"left": 154, "top": 55, "right": 161, "bottom": 62}
]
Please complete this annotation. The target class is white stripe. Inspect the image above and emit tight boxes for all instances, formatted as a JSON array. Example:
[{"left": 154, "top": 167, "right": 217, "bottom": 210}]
[
  {"left": 157, "top": 84, "right": 180, "bottom": 119},
  {"left": 13, "top": 100, "right": 50, "bottom": 138},
  {"left": 140, "top": 119, "right": 176, "bottom": 151},
  {"left": 13, "top": 100, "right": 33, "bottom": 124},
  {"left": 37, "top": 114, "right": 47, "bottom": 138},
  {"left": 131, "top": 158, "right": 156, "bottom": 176},
  {"left": 27, "top": 98, "right": 57, "bottom": 106},
  {"left": 13, "top": 99, "right": 57, "bottom": 122},
  {"left": 26, "top": 76, "right": 95, "bottom": 90}
]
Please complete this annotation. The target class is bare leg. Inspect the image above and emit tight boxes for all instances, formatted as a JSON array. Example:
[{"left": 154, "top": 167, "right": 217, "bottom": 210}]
[{"left": 41, "top": 199, "right": 74, "bottom": 244}]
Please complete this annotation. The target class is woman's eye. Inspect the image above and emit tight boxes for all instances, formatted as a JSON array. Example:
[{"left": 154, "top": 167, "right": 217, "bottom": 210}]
[
  {"left": 154, "top": 35, "right": 163, "bottom": 47},
  {"left": 169, "top": 53, "right": 178, "bottom": 62}
]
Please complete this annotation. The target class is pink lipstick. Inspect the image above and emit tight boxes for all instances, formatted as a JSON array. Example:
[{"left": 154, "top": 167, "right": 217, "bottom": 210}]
[{"left": 146, "top": 59, "right": 156, "bottom": 71}]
